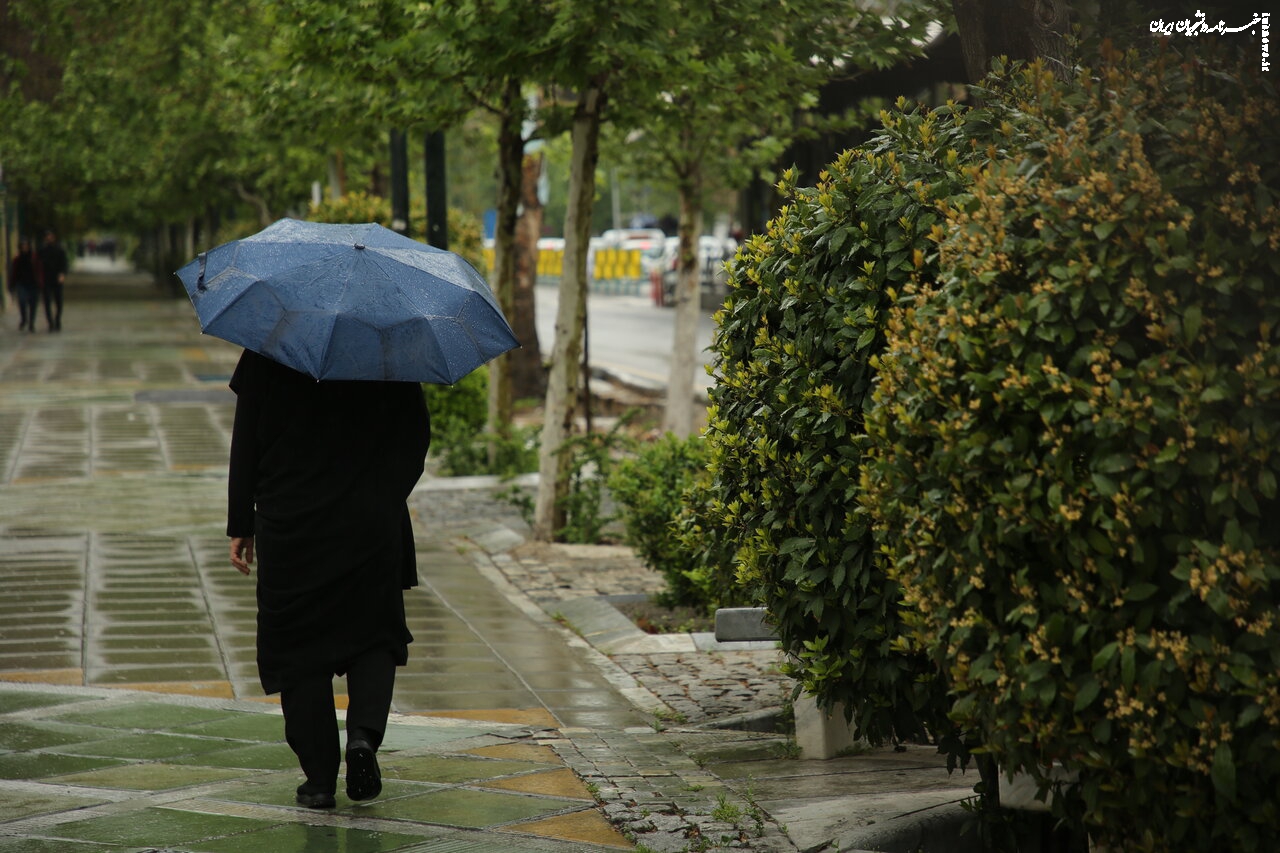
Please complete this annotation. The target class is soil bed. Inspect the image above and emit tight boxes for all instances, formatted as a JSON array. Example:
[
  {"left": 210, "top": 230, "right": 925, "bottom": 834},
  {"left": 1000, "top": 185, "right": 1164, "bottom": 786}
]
[{"left": 613, "top": 597, "right": 715, "bottom": 634}]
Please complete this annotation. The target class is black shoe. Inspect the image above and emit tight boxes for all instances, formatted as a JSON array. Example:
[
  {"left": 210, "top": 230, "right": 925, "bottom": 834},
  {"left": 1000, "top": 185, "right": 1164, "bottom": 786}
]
[
  {"left": 295, "top": 783, "right": 336, "bottom": 809},
  {"left": 345, "top": 738, "right": 382, "bottom": 801}
]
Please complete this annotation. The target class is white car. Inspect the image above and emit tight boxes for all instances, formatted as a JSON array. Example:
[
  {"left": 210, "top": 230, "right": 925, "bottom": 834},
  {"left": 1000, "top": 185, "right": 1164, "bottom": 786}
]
[{"left": 659, "top": 235, "right": 738, "bottom": 306}]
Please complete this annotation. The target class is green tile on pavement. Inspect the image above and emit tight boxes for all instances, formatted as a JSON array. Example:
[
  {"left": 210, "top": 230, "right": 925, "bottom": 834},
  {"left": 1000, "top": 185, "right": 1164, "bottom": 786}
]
[
  {"left": 382, "top": 755, "right": 542, "bottom": 785},
  {"left": 371, "top": 787, "right": 581, "bottom": 828},
  {"left": 41, "top": 805, "right": 270, "bottom": 847},
  {"left": 0, "top": 690, "right": 98, "bottom": 715},
  {"left": 0, "top": 789, "right": 107, "bottom": 822},
  {"left": 193, "top": 821, "right": 426, "bottom": 853},
  {"left": 169, "top": 741, "right": 297, "bottom": 770},
  {"left": 0, "top": 720, "right": 111, "bottom": 751},
  {"left": 53, "top": 761, "right": 253, "bottom": 790},
  {"left": 212, "top": 775, "right": 440, "bottom": 809},
  {"left": 172, "top": 712, "right": 284, "bottom": 742},
  {"left": 0, "top": 840, "right": 109, "bottom": 853},
  {"left": 0, "top": 752, "right": 125, "bottom": 780},
  {"left": 49, "top": 701, "right": 235, "bottom": 730},
  {"left": 377, "top": 723, "right": 489, "bottom": 752},
  {"left": 46, "top": 731, "right": 233, "bottom": 760}
]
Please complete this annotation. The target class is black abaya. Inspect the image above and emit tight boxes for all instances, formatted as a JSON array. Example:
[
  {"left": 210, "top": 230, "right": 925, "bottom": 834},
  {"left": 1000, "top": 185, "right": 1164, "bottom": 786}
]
[{"left": 227, "top": 349, "right": 430, "bottom": 694}]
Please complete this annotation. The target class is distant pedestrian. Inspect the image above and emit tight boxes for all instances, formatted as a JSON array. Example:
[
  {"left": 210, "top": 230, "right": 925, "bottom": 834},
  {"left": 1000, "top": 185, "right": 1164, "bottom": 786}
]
[
  {"left": 226, "top": 348, "right": 430, "bottom": 809},
  {"left": 38, "top": 230, "right": 69, "bottom": 332},
  {"left": 9, "top": 237, "right": 42, "bottom": 333}
]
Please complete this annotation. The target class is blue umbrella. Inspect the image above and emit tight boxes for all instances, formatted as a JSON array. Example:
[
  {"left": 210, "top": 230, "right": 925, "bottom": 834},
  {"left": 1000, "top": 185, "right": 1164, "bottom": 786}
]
[{"left": 176, "top": 218, "right": 518, "bottom": 383}]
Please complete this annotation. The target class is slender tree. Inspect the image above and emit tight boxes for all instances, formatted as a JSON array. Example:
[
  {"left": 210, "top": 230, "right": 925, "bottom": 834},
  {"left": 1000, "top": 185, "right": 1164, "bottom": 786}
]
[
  {"left": 617, "top": 0, "right": 945, "bottom": 437},
  {"left": 531, "top": 0, "right": 666, "bottom": 539},
  {"left": 274, "top": 0, "right": 554, "bottom": 446}
]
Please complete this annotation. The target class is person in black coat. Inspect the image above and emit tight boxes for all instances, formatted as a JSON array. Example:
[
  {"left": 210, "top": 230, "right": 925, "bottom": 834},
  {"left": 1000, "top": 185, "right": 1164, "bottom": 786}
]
[
  {"left": 9, "top": 237, "right": 42, "bottom": 332},
  {"left": 38, "top": 230, "right": 69, "bottom": 332},
  {"left": 227, "top": 348, "right": 430, "bottom": 809}
]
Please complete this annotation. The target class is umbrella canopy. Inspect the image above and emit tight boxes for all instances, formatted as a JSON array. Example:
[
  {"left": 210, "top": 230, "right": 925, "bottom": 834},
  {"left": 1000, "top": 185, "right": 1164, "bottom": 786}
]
[{"left": 176, "top": 218, "right": 518, "bottom": 383}]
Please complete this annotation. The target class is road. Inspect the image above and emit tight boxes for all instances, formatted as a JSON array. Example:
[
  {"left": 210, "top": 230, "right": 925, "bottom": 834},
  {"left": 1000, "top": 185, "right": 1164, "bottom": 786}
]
[{"left": 533, "top": 282, "right": 718, "bottom": 395}]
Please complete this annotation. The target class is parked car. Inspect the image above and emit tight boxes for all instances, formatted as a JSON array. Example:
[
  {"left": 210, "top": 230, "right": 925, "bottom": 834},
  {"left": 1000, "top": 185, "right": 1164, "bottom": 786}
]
[
  {"left": 657, "top": 235, "right": 738, "bottom": 306},
  {"left": 600, "top": 228, "right": 666, "bottom": 251}
]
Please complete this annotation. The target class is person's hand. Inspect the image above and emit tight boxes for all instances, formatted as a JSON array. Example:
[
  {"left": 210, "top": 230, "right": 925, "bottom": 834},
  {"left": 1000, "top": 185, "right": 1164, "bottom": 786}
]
[{"left": 230, "top": 536, "right": 255, "bottom": 575}]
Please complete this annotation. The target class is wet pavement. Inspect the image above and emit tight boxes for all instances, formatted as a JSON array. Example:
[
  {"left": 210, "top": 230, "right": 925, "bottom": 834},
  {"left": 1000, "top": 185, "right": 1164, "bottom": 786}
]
[{"left": 0, "top": 264, "right": 977, "bottom": 853}]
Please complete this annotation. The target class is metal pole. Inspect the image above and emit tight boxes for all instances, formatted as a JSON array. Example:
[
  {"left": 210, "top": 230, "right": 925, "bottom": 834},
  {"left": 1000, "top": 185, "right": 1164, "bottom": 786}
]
[
  {"left": 390, "top": 129, "right": 410, "bottom": 236},
  {"left": 0, "top": 185, "right": 8, "bottom": 314},
  {"left": 424, "top": 130, "right": 448, "bottom": 250}
]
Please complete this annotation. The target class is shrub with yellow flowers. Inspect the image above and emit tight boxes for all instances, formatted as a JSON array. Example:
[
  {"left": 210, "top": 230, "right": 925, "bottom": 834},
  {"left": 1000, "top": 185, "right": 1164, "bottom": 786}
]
[
  {"left": 696, "top": 99, "right": 996, "bottom": 750},
  {"left": 863, "top": 44, "right": 1279, "bottom": 851}
]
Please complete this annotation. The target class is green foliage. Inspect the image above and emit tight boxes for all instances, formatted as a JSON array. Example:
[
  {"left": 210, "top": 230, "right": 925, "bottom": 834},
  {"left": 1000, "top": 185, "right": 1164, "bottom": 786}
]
[
  {"left": 499, "top": 417, "right": 637, "bottom": 543},
  {"left": 307, "top": 191, "right": 389, "bottom": 227},
  {"left": 610, "top": 434, "right": 720, "bottom": 611},
  {"left": 308, "top": 194, "right": 488, "bottom": 276},
  {"left": 421, "top": 367, "right": 538, "bottom": 478},
  {"left": 862, "top": 47, "right": 1280, "bottom": 851},
  {"left": 2, "top": 0, "right": 327, "bottom": 234},
  {"left": 699, "top": 98, "right": 993, "bottom": 748},
  {"left": 555, "top": 418, "right": 637, "bottom": 544}
]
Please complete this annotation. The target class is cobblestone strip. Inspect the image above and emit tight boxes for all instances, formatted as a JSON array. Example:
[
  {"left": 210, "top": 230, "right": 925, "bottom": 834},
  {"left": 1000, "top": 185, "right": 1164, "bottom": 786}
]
[{"left": 542, "top": 728, "right": 800, "bottom": 853}]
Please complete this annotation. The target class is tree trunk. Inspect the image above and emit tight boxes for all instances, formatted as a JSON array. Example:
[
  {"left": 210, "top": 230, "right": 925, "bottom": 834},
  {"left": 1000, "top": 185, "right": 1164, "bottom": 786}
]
[
  {"left": 327, "top": 150, "right": 346, "bottom": 200},
  {"left": 663, "top": 169, "right": 704, "bottom": 438},
  {"left": 512, "top": 149, "right": 547, "bottom": 401},
  {"left": 534, "top": 83, "right": 604, "bottom": 541},
  {"left": 952, "top": 0, "right": 1073, "bottom": 83},
  {"left": 488, "top": 79, "right": 524, "bottom": 453}
]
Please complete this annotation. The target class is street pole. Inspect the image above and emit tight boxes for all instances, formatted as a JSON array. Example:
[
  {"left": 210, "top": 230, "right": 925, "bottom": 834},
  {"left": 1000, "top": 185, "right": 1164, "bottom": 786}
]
[
  {"left": 424, "top": 130, "right": 447, "bottom": 250},
  {"left": 390, "top": 129, "right": 410, "bottom": 236},
  {"left": 0, "top": 162, "right": 9, "bottom": 314}
]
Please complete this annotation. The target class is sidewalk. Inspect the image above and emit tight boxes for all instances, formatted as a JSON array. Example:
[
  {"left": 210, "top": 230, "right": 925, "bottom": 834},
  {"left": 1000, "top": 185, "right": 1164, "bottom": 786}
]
[{"left": 0, "top": 268, "right": 978, "bottom": 852}]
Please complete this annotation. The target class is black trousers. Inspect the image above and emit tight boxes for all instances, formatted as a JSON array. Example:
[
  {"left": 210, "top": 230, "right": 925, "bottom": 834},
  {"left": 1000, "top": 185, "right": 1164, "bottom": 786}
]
[
  {"left": 279, "top": 646, "right": 397, "bottom": 791},
  {"left": 43, "top": 282, "right": 63, "bottom": 329}
]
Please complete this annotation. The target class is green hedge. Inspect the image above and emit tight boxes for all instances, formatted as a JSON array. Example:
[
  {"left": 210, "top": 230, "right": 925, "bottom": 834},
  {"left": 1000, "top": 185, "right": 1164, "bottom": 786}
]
[
  {"left": 610, "top": 434, "right": 751, "bottom": 611},
  {"left": 698, "top": 99, "right": 1000, "bottom": 746},
  {"left": 863, "top": 48, "right": 1280, "bottom": 851}
]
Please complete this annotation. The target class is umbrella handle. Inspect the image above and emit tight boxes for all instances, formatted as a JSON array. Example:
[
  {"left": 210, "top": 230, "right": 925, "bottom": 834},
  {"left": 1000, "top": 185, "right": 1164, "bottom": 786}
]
[{"left": 196, "top": 253, "right": 208, "bottom": 292}]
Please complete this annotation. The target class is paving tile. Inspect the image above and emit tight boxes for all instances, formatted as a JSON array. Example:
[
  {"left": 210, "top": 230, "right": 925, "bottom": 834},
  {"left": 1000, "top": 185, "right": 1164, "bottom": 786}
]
[
  {"left": 0, "top": 668, "right": 85, "bottom": 686},
  {"left": 507, "top": 809, "right": 634, "bottom": 849},
  {"left": 463, "top": 743, "right": 563, "bottom": 765},
  {"left": 52, "top": 761, "right": 254, "bottom": 790},
  {"left": 46, "top": 696, "right": 235, "bottom": 722},
  {"left": 0, "top": 720, "right": 107, "bottom": 750},
  {"left": 38, "top": 805, "right": 269, "bottom": 847},
  {"left": 94, "top": 621, "right": 213, "bottom": 636},
  {"left": 0, "top": 751, "right": 126, "bottom": 779},
  {"left": 169, "top": 741, "right": 298, "bottom": 771},
  {"left": 378, "top": 723, "right": 490, "bottom": 752},
  {"left": 0, "top": 789, "right": 107, "bottom": 822},
  {"left": 373, "top": 787, "right": 583, "bottom": 828},
  {"left": 553, "top": 709, "right": 649, "bottom": 729},
  {"left": 481, "top": 767, "right": 594, "bottom": 800},
  {"left": 417, "top": 708, "right": 560, "bottom": 728},
  {"left": 0, "top": 839, "right": 108, "bottom": 852},
  {"left": 212, "top": 775, "right": 441, "bottom": 809},
  {"left": 111, "top": 680, "right": 236, "bottom": 699},
  {"left": 172, "top": 712, "right": 284, "bottom": 742},
  {"left": 87, "top": 665, "right": 230, "bottom": 685},
  {"left": 384, "top": 755, "right": 544, "bottom": 785},
  {"left": 45, "top": 731, "right": 234, "bottom": 761},
  {"left": 195, "top": 821, "right": 429, "bottom": 853}
]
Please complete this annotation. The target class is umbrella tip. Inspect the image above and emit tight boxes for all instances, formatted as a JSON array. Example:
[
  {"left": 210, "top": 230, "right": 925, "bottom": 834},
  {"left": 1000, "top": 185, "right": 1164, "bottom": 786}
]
[{"left": 354, "top": 243, "right": 366, "bottom": 250}]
